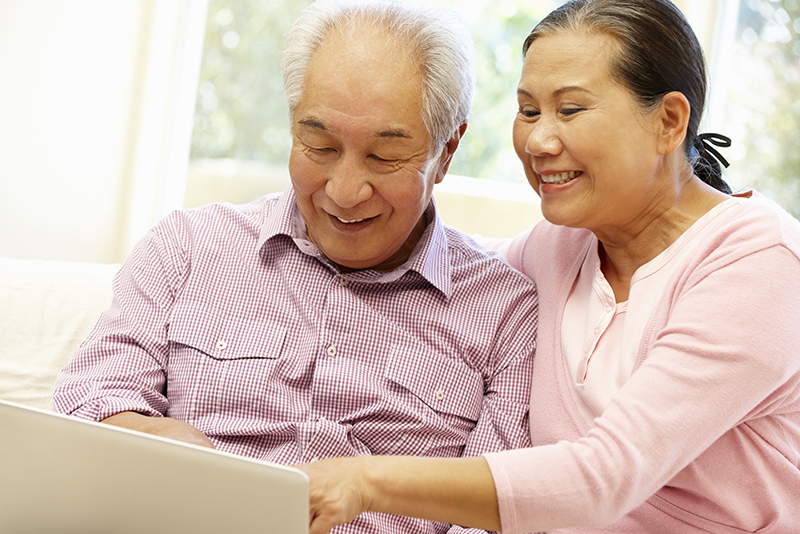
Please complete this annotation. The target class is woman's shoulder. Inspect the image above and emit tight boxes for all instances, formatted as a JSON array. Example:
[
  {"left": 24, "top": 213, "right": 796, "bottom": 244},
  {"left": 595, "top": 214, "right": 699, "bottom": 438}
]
[{"left": 717, "top": 191, "right": 800, "bottom": 258}]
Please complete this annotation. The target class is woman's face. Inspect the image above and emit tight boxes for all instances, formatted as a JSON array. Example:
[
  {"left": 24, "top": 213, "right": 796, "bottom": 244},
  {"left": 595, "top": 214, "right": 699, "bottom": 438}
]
[{"left": 513, "top": 30, "right": 666, "bottom": 233}]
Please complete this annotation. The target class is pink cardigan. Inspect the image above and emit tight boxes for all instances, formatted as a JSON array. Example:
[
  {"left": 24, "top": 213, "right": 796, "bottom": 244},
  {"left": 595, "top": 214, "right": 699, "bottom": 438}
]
[{"left": 484, "top": 192, "right": 800, "bottom": 533}]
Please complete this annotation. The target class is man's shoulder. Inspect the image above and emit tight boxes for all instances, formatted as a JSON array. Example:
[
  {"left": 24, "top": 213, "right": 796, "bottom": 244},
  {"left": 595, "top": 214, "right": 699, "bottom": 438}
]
[
  {"left": 443, "top": 225, "right": 502, "bottom": 259},
  {"left": 441, "top": 225, "right": 538, "bottom": 346},
  {"left": 142, "top": 193, "right": 286, "bottom": 260},
  {"left": 442, "top": 225, "right": 535, "bottom": 286},
  {"left": 158, "top": 193, "right": 282, "bottom": 234}
]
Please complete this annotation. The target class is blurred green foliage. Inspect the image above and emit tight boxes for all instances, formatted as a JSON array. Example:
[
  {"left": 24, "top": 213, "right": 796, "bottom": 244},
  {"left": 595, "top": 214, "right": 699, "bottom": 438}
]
[
  {"left": 189, "top": 0, "right": 560, "bottom": 183},
  {"left": 723, "top": 0, "right": 800, "bottom": 217},
  {"left": 190, "top": 0, "right": 800, "bottom": 215}
]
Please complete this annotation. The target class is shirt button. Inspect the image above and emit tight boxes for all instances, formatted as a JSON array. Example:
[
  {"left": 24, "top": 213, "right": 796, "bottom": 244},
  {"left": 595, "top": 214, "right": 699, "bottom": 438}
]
[
  {"left": 216, "top": 340, "right": 227, "bottom": 351},
  {"left": 339, "top": 277, "right": 348, "bottom": 287},
  {"left": 435, "top": 389, "right": 445, "bottom": 401},
  {"left": 326, "top": 345, "right": 337, "bottom": 357}
]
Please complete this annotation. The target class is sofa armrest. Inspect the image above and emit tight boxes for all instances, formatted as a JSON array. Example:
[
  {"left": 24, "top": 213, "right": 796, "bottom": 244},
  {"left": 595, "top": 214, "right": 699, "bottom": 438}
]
[{"left": 0, "top": 259, "right": 119, "bottom": 410}]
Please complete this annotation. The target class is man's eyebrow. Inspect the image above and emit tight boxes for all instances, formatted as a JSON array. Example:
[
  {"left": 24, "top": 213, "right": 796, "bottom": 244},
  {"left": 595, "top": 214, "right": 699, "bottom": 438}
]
[
  {"left": 298, "top": 117, "right": 328, "bottom": 130},
  {"left": 297, "top": 117, "right": 413, "bottom": 139},
  {"left": 376, "top": 128, "right": 412, "bottom": 140}
]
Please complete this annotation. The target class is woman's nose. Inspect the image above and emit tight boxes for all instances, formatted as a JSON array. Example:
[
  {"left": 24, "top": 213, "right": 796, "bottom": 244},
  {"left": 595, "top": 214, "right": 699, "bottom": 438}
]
[{"left": 525, "top": 118, "right": 562, "bottom": 157}]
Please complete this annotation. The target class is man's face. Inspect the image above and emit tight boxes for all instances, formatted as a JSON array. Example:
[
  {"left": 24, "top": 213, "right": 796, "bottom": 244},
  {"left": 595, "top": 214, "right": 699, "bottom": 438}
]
[{"left": 289, "top": 28, "right": 450, "bottom": 272}]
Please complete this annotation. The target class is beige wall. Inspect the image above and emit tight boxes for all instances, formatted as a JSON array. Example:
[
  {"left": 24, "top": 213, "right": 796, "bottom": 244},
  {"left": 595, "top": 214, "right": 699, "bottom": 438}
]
[{"left": 0, "top": 0, "right": 207, "bottom": 263}]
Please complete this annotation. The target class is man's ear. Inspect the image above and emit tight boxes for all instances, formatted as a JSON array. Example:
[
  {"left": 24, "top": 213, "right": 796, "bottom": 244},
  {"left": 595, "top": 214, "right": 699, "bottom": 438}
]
[
  {"left": 434, "top": 121, "right": 468, "bottom": 184},
  {"left": 655, "top": 92, "right": 691, "bottom": 156}
]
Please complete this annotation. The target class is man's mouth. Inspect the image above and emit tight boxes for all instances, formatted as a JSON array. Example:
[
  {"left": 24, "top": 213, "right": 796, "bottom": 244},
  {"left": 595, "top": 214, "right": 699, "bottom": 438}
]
[
  {"left": 539, "top": 171, "right": 582, "bottom": 185},
  {"left": 336, "top": 216, "right": 367, "bottom": 224}
]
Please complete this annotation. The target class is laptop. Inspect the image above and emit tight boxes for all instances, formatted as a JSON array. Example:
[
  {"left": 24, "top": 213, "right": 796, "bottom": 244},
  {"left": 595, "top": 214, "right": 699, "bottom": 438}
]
[{"left": 0, "top": 399, "right": 309, "bottom": 534}]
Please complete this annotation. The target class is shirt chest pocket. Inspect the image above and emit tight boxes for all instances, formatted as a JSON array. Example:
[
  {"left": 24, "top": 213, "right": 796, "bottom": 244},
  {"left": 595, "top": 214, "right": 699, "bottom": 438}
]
[
  {"left": 164, "top": 308, "right": 288, "bottom": 422},
  {"left": 385, "top": 344, "right": 484, "bottom": 423},
  {"left": 167, "top": 309, "right": 288, "bottom": 361}
]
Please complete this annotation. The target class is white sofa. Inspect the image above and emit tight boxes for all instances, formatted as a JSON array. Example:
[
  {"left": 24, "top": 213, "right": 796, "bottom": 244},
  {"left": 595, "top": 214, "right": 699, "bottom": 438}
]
[{"left": 0, "top": 258, "right": 120, "bottom": 411}]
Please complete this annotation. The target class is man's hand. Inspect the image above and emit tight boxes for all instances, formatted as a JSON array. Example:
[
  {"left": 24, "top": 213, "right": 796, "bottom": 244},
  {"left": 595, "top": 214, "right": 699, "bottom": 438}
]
[
  {"left": 298, "top": 457, "right": 373, "bottom": 534},
  {"left": 101, "top": 411, "right": 216, "bottom": 449}
]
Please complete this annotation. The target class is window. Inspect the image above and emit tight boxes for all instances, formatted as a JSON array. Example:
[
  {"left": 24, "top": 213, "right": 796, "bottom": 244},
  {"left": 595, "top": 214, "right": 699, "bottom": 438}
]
[
  {"left": 187, "top": 0, "right": 800, "bottom": 221},
  {"left": 186, "top": 0, "right": 560, "bottom": 212},
  {"left": 717, "top": 0, "right": 800, "bottom": 217}
]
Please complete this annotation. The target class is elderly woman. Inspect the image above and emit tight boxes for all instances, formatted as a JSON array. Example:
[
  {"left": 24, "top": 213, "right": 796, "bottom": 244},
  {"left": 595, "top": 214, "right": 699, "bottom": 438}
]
[{"left": 301, "top": 0, "right": 800, "bottom": 532}]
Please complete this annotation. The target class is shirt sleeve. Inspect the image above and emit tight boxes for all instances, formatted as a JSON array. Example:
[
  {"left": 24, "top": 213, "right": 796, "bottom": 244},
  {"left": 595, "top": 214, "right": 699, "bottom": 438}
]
[
  {"left": 485, "top": 244, "right": 800, "bottom": 533},
  {"left": 53, "top": 216, "right": 185, "bottom": 421}
]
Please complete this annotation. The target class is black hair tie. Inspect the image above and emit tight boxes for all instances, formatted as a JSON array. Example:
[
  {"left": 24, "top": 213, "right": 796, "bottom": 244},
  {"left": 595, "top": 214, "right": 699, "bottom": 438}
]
[{"left": 695, "top": 133, "right": 731, "bottom": 169}]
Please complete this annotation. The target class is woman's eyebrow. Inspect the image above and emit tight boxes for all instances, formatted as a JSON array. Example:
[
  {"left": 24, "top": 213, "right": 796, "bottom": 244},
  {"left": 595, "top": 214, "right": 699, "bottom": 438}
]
[
  {"left": 517, "top": 86, "right": 596, "bottom": 98},
  {"left": 553, "top": 85, "right": 595, "bottom": 97}
]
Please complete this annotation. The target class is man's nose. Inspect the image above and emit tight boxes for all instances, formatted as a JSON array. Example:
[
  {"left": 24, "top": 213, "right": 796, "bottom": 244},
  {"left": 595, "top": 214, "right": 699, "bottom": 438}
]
[{"left": 325, "top": 156, "right": 373, "bottom": 209}]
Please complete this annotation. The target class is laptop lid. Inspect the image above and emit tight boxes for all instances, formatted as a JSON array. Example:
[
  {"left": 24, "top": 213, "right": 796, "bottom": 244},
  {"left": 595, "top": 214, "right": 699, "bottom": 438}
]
[{"left": 0, "top": 400, "right": 309, "bottom": 534}]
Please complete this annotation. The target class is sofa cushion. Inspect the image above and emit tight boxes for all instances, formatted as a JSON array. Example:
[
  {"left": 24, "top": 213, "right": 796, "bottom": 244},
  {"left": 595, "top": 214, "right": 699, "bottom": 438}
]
[{"left": 0, "top": 259, "right": 119, "bottom": 410}]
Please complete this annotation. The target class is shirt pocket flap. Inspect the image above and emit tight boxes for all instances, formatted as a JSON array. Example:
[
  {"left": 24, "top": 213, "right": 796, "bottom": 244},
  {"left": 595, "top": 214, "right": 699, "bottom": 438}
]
[
  {"left": 167, "top": 308, "right": 287, "bottom": 360},
  {"left": 385, "top": 344, "right": 484, "bottom": 421}
]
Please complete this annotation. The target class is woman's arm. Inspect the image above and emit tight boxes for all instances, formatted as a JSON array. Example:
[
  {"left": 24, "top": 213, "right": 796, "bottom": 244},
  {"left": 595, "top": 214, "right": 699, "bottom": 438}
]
[
  {"left": 303, "top": 242, "right": 800, "bottom": 533},
  {"left": 301, "top": 456, "right": 500, "bottom": 534}
]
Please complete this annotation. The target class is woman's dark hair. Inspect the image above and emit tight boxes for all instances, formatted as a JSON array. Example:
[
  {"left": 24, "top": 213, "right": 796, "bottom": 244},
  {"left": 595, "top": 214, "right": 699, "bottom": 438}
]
[{"left": 523, "top": 0, "right": 731, "bottom": 193}]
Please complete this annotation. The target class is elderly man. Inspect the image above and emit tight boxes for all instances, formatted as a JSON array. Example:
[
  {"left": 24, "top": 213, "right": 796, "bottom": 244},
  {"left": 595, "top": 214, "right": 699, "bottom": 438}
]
[{"left": 54, "top": 1, "right": 537, "bottom": 532}]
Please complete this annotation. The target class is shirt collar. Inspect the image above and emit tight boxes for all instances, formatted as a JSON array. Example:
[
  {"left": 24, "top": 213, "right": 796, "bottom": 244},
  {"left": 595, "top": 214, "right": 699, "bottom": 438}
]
[{"left": 257, "top": 188, "right": 453, "bottom": 298}]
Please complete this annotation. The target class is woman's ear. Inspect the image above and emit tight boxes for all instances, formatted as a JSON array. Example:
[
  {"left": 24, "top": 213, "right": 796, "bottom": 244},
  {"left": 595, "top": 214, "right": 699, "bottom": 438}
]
[
  {"left": 655, "top": 91, "right": 691, "bottom": 156},
  {"left": 434, "top": 121, "right": 468, "bottom": 184}
]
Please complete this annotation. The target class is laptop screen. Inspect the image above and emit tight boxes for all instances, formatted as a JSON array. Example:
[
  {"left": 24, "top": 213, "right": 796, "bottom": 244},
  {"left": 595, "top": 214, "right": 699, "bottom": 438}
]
[{"left": 0, "top": 400, "right": 309, "bottom": 534}]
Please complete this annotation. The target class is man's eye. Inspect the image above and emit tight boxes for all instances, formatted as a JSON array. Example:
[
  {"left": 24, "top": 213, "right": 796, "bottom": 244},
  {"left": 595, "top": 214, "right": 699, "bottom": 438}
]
[
  {"left": 369, "top": 154, "right": 394, "bottom": 162},
  {"left": 308, "top": 146, "right": 335, "bottom": 154}
]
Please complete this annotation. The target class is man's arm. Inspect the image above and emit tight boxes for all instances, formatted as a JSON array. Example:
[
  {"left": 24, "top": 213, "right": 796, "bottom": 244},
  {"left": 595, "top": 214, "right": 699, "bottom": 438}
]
[
  {"left": 54, "top": 218, "right": 184, "bottom": 424},
  {"left": 102, "top": 411, "right": 215, "bottom": 449}
]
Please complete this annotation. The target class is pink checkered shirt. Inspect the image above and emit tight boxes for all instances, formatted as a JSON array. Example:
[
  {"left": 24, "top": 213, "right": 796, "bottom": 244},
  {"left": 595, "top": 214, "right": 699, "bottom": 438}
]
[{"left": 54, "top": 189, "right": 537, "bottom": 534}]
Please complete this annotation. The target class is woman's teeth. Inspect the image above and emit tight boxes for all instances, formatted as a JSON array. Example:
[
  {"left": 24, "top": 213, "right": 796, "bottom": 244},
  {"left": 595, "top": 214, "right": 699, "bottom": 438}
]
[{"left": 540, "top": 171, "right": 581, "bottom": 184}]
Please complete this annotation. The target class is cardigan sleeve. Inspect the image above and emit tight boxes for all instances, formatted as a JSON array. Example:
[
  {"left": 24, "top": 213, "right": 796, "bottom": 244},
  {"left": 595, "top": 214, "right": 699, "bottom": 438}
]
[
  {"left": 472, "top": 227, "right": 536, "bottom": 273},
  {"left": 485, "top": 240, "right": 800, "bottom": 533}
]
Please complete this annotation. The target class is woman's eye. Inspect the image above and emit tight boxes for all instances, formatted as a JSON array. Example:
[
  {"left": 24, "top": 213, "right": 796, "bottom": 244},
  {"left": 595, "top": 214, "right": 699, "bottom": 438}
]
[
  {"left": 519, "top": 107, "right": 540, "bottom": 118},
  {"left": 561, "top": 107, "right": 584, "bottom": 116}
]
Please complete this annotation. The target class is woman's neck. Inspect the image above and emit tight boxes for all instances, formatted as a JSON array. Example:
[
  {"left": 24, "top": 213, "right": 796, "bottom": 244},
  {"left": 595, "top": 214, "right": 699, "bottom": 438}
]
[{"left": 595, "top": 176, "right": 728, "bottom": 302}]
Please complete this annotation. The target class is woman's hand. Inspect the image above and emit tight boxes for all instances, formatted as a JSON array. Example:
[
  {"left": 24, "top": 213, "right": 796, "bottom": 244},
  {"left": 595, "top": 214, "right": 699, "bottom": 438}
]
[
  {"left": 299, "top": 456, "right": 373, "bottom": 534},
  {"left": 299, "top": 455, "right": 501, "bottom": 533}
]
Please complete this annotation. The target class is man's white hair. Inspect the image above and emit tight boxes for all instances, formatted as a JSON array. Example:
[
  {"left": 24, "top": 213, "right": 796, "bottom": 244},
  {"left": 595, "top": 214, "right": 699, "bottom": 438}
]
[{"left": 281, "top": 0, "right": 475, "bottom": 150}]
